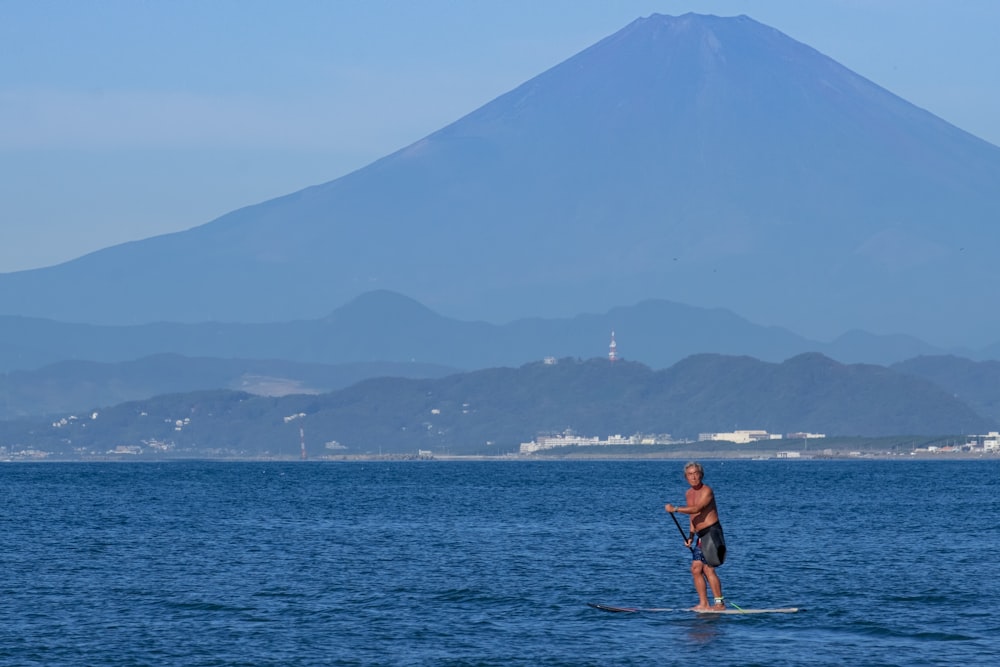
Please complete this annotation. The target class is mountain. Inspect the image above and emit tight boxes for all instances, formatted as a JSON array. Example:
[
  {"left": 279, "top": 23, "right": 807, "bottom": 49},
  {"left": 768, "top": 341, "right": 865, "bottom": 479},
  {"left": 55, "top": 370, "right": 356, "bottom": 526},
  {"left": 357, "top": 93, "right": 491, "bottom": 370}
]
[
  {"left": 1, "top": 13, "right": 998, "bottom": 349},
  {"left": 0, "top": 290, "right": 969, "bottom": 378},
  {"left": 4, "top": 353, "right": 991, "bottom": 458}
]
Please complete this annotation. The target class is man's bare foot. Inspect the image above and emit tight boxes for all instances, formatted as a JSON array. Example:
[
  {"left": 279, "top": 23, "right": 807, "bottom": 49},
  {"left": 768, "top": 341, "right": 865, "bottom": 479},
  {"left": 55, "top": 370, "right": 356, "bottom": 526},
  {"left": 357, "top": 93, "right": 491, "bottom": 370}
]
[
  {"left": 711, "top": 602, "right": 726, "bottom": 611},
  {"left": 690, "top": 604, "right": 712, "bottom": 612}
]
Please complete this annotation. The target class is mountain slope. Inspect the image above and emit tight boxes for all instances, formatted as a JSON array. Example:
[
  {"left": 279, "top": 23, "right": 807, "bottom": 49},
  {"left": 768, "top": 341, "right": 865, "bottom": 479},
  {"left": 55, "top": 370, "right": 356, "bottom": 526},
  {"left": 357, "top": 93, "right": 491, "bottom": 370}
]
[
  {"left": 892, "top": 355, "right": 1000, "bottom": 424},
  {"left": 1, "top": 13, "right": 998, "bottom": 347}
]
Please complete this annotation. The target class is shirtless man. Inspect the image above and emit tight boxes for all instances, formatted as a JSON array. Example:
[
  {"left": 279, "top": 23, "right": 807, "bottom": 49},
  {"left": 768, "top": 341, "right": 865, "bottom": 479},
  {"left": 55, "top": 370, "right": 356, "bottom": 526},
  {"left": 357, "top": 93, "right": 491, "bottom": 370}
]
[{"left": 665, "top": 461, "right": 727, "bottom": 611}]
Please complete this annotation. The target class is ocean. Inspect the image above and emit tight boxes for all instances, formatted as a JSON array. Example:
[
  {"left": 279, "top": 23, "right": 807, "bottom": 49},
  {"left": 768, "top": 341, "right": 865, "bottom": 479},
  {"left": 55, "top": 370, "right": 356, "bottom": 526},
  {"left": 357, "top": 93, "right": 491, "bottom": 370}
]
[{"left": 1, "top": 459, "right": 997, "bottom": 666}]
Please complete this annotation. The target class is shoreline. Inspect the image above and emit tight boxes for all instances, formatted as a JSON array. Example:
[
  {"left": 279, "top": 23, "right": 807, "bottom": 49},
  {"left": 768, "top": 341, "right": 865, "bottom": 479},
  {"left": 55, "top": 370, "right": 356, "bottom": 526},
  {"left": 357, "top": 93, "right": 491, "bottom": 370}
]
[{"left": 6, "top": 450, "right": 998, "bottom": 463}]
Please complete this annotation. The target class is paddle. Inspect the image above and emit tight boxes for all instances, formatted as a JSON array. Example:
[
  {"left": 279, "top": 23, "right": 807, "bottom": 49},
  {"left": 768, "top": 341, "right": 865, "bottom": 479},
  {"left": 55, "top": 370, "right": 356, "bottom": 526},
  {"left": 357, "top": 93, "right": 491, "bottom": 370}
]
[{"left": 668, "top": 510, "right": 693, "bottom": 552}]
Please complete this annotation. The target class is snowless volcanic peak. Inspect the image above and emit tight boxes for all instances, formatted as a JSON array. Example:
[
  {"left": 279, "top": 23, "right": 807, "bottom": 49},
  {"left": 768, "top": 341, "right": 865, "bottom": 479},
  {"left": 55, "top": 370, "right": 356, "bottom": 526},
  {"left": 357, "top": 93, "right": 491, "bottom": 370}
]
[{"left": 1, "top": 13, "right": 999, "bottom": 348}]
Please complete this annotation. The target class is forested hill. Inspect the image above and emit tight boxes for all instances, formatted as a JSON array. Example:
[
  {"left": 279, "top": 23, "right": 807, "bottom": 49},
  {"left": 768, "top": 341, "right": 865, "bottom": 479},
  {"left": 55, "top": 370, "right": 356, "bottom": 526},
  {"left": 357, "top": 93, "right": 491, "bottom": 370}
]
[{"left": 2, "top": 354, "right": 992, "bottom": 458}]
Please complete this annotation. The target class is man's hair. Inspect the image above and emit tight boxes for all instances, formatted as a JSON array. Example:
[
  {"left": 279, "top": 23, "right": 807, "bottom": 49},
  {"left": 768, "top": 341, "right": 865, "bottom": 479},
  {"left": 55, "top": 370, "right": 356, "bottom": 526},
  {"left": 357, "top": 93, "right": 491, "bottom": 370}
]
[{"left": 684, "top": 461, "right": 704, "bottom": 476}]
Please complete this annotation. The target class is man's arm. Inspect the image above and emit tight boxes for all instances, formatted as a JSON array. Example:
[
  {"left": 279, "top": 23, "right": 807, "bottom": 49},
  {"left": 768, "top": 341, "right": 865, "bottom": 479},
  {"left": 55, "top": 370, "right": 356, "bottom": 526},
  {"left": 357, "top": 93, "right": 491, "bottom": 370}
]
[{"left": 668, "top": 486, "right": 715, "bottom": 515}]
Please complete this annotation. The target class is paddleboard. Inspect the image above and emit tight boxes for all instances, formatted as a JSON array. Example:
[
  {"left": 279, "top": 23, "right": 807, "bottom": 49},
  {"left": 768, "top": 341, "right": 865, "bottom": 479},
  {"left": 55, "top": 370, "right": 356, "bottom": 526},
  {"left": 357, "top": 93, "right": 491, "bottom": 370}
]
[
  {"left": 588, "top": 602, "right": 801, "bottom": 614},
  {"left": 588, "top": 603, "right": 675, "bottom": 613}
]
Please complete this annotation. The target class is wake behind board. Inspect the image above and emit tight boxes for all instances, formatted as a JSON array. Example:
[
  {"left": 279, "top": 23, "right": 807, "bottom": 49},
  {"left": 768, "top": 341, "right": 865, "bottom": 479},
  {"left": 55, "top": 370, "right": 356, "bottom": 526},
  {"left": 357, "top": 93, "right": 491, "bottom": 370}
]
[{"left": 588, "top": 602, "right": 801, "bottom": 614}]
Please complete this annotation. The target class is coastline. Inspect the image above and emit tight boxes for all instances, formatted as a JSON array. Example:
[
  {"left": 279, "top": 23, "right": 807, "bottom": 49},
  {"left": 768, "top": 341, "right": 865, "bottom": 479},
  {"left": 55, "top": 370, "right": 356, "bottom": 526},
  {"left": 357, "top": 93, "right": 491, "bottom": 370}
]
[{"left": 7, "top": 450, "right": 997, "bottom": 463}]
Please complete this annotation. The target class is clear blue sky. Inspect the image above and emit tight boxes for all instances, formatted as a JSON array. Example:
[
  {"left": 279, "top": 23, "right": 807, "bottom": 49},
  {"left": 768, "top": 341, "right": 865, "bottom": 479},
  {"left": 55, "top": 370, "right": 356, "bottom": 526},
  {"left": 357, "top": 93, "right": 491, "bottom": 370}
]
[{"left": 2, "top": 0, "right": 998, "bottom": 273}]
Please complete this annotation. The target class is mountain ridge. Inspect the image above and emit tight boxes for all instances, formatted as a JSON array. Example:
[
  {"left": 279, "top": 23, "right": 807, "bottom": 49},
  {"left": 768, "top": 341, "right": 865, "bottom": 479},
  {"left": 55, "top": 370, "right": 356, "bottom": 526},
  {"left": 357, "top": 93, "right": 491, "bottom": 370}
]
[{"left": 0, "top": 290, "right": 975, "bottom": 377}]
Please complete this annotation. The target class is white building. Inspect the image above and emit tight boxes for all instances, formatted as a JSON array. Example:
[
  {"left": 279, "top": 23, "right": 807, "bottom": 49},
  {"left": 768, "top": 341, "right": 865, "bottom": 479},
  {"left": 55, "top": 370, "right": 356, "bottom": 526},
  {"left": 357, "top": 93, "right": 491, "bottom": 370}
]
[
  {"left": 698, "top": 430, "right": 782, "bottom": 444},
  {"left": 520, "top": 433, "right": 601, "bottom": 454},
  {"left": 965, "top": 431, "right": 1000, "bottom": 452},
  {"left": 519, "top": 431, "right": 669, "bottom": 454}
]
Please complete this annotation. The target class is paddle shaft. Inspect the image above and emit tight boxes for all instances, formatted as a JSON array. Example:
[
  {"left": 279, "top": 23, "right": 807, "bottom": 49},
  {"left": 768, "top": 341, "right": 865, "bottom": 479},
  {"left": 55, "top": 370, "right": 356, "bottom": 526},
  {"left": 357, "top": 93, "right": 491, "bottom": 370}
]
[{"left": 669, "top": 510, "right": 694, "bottom": 552}]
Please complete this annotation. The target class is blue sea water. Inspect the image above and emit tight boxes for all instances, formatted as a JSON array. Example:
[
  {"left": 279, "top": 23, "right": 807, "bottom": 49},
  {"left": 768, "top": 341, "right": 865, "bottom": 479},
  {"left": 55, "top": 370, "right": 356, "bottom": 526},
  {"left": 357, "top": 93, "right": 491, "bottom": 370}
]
[{"left": 1, "top": 459, "right": 998, "bottom": 666}]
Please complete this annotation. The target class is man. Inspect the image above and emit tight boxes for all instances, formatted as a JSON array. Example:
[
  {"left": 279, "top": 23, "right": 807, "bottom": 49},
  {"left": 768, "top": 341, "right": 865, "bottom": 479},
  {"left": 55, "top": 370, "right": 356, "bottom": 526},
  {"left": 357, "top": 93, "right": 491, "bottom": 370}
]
[{"left": 665, "top": 461, "right": 727, "bottom": 611}]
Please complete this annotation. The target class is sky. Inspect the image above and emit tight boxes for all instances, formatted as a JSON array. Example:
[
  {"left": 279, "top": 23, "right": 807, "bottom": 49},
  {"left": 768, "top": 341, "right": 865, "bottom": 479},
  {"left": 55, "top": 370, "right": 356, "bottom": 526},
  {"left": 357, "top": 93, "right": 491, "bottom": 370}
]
[{"left": 2, "top": 0, "right": 999, "bottom": 274}]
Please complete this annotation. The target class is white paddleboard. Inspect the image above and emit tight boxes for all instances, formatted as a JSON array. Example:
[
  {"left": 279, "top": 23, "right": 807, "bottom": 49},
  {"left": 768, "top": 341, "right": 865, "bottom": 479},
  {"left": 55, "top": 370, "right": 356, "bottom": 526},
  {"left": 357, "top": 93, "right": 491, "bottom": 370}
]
[{"left": 588, "top": 602, "right": 801, "bottom": 614}]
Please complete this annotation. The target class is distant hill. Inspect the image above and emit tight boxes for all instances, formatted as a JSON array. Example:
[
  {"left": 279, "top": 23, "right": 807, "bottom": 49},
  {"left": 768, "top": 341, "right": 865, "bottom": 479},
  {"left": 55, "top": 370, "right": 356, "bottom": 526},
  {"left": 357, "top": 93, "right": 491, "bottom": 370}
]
[
  {"left": 1, "top": 13, "right": 998, "bottom": 350},
  {"left": 0, "top": 353, "right": 458, "bottom": 419},
  {"left": 4, "top": 353, "right": 991, "bottom": 458},
  {"left": 12, "top": 291, "right": 1000, "bottom": 424},
  {"left": 892, "top": 355, "right": 1000, "bottom": 424}
]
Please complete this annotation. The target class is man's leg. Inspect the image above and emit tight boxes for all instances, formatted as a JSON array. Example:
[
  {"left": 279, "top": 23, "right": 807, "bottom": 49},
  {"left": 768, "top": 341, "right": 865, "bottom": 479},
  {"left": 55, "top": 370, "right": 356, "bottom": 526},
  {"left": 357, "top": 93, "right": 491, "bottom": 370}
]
[
  {"left": 704, "top": 565, "right": 724, "bottom": 609},
  {"left": 690, "top": 561, "right": 709, "bottom": 609}
]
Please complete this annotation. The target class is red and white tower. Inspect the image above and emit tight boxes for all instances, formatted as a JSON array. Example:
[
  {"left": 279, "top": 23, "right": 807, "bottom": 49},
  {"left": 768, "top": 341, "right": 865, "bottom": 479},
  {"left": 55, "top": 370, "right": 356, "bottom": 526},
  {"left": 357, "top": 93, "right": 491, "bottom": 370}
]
[{"left": 609, "top": 330, "right": 618, "bottom": 363}]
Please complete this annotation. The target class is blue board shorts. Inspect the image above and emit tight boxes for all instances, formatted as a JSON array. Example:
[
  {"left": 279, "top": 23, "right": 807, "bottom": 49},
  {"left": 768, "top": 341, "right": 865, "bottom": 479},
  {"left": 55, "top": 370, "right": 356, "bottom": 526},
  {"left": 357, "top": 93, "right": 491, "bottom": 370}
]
[{"left": 691, "top": 522, "right": 726, "bottom": 567}]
